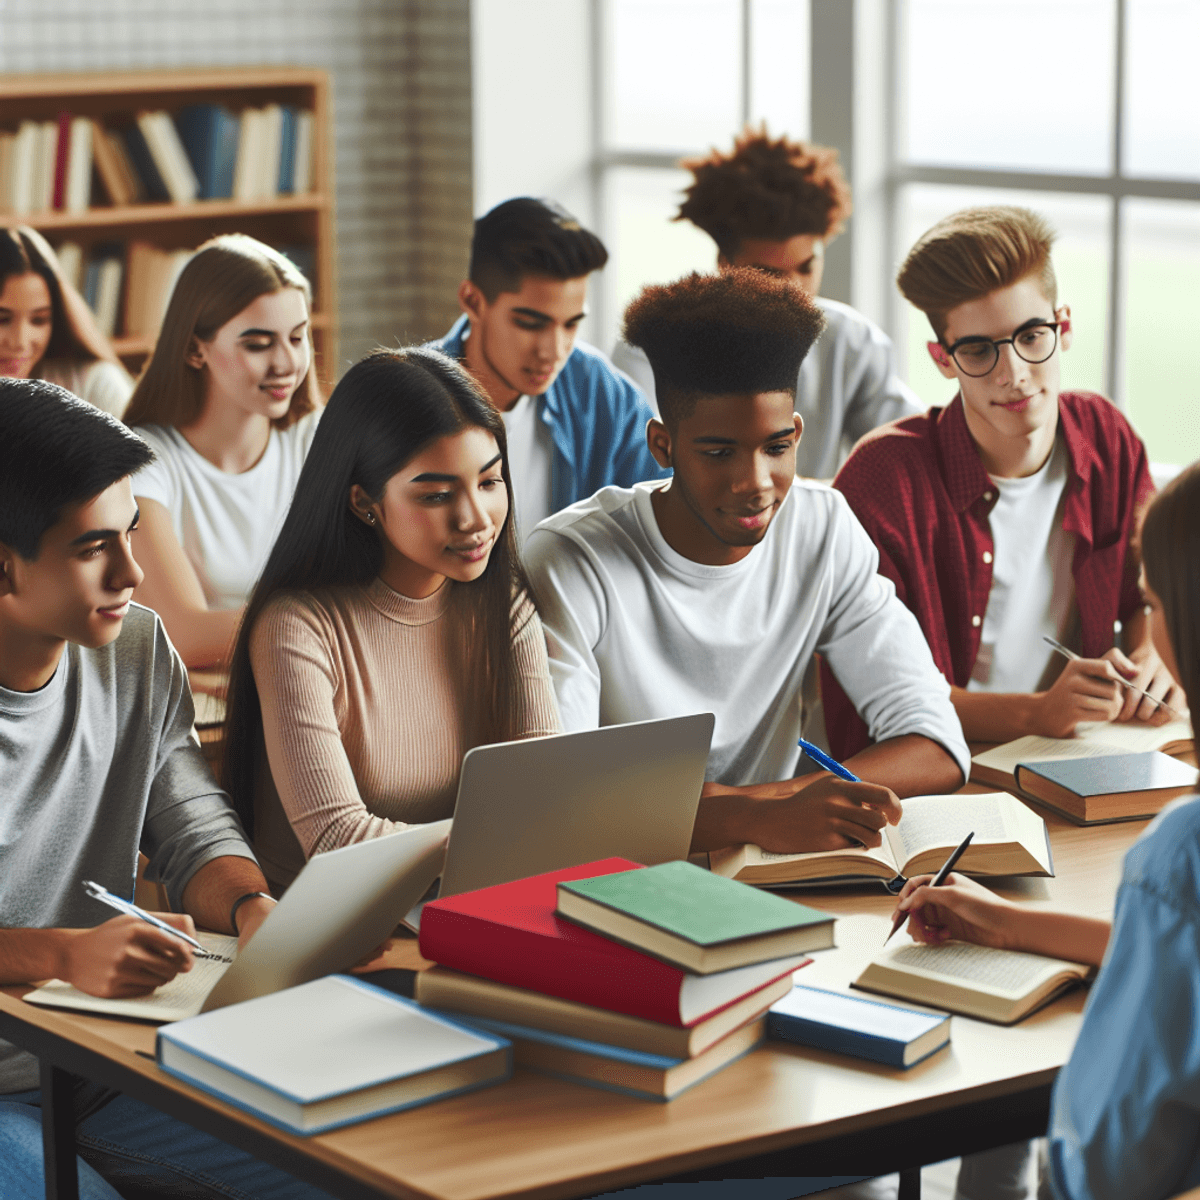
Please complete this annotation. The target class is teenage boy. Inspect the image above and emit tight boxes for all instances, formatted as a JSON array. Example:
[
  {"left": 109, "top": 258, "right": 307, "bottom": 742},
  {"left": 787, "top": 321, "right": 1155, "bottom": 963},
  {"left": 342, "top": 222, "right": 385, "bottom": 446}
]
[
  {"left": 0, "top": 379, "right": 331, "bottom": 1200},
  {"left": 824, "top": 206, "right": 1183, "bottom": 761},
  {"left": 612, "top": 128, "right": 921, "bottom": 479},
  {"left": 525, "top": 270, "right": 967, "bottom": 857},
  {"left": 432, "top": 197, "right": 666, "bottom": 540}
]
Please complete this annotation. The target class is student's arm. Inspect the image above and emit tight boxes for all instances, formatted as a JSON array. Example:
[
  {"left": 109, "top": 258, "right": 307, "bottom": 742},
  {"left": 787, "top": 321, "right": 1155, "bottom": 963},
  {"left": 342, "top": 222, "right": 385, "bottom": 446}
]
[
  {"left": 892, "top": 872, "right": 1110, "bottom": 966},
  {"left": 134, "top": 497, "right": 241, "bottom": 669}
]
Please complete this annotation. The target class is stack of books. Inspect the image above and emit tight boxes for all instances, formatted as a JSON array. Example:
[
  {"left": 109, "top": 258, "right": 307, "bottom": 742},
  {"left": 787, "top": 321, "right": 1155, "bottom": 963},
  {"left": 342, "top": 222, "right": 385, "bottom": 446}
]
[
  {"left": 416, "top": 857, "right": 834, "bottom": 1100},
  {"left": 0, "top": 104, "right": 314, "bottom": 215}
]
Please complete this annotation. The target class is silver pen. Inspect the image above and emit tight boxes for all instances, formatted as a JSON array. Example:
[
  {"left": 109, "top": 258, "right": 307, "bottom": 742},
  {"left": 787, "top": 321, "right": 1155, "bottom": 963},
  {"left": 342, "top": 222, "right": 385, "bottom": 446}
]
[
  {"left": 83, "top": 880, "right": 233, "bottom": 963},
  {"left": 1042, "top": 635, "right": 1182, "bottom": 720}
]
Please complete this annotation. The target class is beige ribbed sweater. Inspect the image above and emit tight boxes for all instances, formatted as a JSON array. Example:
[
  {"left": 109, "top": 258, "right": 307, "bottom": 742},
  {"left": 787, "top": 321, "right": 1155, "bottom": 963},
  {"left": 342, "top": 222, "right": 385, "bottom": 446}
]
[{"left": 250, "top": 577, "right": 561, "bottom": 889}]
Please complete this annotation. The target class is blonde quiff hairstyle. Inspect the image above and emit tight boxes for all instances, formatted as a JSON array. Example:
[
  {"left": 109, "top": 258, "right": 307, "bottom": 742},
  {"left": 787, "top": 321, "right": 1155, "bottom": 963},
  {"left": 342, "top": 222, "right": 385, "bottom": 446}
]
[
  {"left": 123, "top": 233, "right": 317, "bottom": 430},
  {"left": 896, "top": 206, "right": 1058, "bottom": 342}
]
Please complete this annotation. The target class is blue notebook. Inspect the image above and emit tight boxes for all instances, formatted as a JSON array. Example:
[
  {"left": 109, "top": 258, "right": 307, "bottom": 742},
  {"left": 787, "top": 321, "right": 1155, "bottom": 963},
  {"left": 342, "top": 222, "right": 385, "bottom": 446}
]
[
  {"left": 455, "top": 1012, "right": 764, "bottom": 1101},
  {"left": 768, "top": 984, "right": 950, "bottom": 1069},
  {"left": 157, "top": 975, "right": 511, "bottom": 1134}
]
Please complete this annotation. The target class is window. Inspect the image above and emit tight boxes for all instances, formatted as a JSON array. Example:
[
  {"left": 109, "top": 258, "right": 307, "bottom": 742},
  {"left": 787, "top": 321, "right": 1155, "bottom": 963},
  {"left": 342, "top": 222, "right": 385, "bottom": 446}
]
[{"left": 892, "top": 0, "right": 1200, "bottom": 467}]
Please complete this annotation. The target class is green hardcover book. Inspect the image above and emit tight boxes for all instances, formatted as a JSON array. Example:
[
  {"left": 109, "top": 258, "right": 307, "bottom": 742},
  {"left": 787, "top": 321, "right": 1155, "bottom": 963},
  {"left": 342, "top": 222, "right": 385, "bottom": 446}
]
[{"left": 556, "top": 860, "right": 834, "bottom": 974}]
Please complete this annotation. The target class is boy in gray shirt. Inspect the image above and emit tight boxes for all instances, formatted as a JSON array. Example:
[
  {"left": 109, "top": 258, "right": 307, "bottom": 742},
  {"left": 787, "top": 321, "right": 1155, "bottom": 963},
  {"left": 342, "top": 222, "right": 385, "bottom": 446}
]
[{"left": 0, "top": 379, "right": 330, "bottom": 1199}]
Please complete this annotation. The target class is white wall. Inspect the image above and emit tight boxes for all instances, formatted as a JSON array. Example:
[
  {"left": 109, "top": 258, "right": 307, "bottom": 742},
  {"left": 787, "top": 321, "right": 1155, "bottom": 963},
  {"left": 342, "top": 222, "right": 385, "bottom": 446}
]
[{"left": 471, "top": 0, "right": 594, "bottom": 225}]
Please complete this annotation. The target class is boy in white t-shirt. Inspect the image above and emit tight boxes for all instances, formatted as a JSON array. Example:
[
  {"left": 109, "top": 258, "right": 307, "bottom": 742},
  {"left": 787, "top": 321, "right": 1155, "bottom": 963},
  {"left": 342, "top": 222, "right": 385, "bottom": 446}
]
[{"left": 525, "top": 269, "right": 967, "bottom": 857}]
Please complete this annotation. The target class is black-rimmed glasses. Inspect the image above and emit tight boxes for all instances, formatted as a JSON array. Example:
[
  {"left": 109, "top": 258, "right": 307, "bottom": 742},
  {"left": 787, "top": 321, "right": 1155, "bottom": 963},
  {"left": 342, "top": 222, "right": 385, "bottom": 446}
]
[{"left": 943, "top": 321, "right": 1062, "bottom": 377}]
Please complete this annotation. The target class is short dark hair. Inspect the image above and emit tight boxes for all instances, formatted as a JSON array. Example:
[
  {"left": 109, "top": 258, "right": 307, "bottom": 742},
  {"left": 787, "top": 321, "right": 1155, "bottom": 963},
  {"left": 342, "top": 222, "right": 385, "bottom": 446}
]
[
  {"left": 677, "top": 128, "right": 853, "bottom": 259},
  {"left": 469, "top": 198, "right": 608, "bottom": 301},
  {"left": 0, "top": 377, "right": 152, "bottom": 560},
  {"left": 622, "top": 269, "right": 825, "bottom": 425}
]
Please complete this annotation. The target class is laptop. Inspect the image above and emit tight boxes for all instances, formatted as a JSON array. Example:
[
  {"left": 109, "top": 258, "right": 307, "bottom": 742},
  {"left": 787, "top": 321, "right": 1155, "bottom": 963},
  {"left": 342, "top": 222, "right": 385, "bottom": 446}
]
[
  {"left": 200, "top": 818, "right": 451, "bottom": 1012},
  {"left": 403, "top": 713, "right": 714, "bottom": 928}
]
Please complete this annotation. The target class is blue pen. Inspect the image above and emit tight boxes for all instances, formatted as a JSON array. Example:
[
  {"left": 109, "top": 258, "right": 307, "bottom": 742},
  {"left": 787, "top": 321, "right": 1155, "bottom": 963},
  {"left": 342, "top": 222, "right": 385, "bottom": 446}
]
[{"left": 797, "top": 737, "right": 861, "bottom": 782}]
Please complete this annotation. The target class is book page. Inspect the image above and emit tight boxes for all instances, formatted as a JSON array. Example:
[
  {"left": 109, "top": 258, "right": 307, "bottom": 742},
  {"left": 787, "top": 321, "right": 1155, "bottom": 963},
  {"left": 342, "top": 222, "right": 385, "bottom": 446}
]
[
  {"left": 24, "top": 934, "right": 237, "bottom": 1022},
  {"left": 885, "top": 794, "right": 1010, "bottom": 867},
  {"left": 884, "top": 942, "right": 1079, "bottom": 998}
]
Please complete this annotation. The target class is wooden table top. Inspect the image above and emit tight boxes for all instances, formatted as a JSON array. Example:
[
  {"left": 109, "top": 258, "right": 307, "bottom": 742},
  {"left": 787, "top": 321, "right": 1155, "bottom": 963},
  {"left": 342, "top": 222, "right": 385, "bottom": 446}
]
[{"left": 1, "top": 797, "right": 1149, "bottom": 1200}]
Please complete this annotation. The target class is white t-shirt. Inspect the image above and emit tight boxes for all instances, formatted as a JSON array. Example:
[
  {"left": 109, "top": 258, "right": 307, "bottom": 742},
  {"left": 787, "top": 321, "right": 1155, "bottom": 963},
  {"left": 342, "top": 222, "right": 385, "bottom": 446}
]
[
  {"left": 501, "top": 394, "right": 554, "bottom": 542},
  {"left": 131, "top": 414, "right": 320, "bottom": 609},
  {"left": 611, "top": 297, "right": 922, "bottom": 481},
  {"left": 524, "top": 480, "right": 969, "bottom": 786},
  {"left": 36, "top": 358, "right": 134, "bottom": 418},
  {"left": 968, "top": 437, "right": 1077, "bottom": 695}
]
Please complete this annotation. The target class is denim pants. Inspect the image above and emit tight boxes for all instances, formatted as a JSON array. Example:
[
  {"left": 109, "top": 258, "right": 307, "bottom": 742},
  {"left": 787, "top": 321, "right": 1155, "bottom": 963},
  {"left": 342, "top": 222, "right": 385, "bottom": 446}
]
[{"left": 0, "top": 1076, "right": 336, "bottom": 1200}]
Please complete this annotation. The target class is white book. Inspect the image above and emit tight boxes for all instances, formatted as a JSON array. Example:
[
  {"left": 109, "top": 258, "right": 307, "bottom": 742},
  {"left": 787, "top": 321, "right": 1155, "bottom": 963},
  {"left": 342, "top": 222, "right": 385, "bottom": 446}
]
[
  {"left": 232, "top": 107, "right": 264, "bottom": 201},
  {"left": 64, "top": 116, "right": 93, "bottom": 212},
  {"left": 31, "top": 120, "right": 57, "bottom": 212},
  {"left": 94, "top": 256, "right": 123, "bottom": 337},
  {"left": 292, "top": 110, "right": 314, "bottom": 194},
  {"left": 257, "top": 103, "right": 283, "bottom": 200},
  {"left": 10, "top": 121, "right": 38, "bottom": 214},
  {"left": 156, "top": 975, "right": 512, "bottom": 1134},
  {"left": 55, "top": 241, "right": 84, "bottom": 291}
]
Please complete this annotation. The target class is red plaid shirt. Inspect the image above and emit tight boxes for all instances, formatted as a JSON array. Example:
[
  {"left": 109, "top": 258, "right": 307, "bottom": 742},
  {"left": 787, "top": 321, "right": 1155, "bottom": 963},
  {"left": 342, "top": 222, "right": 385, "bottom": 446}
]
[{"left": 821, "top": 391, "right": 1155, "bottom": 761}]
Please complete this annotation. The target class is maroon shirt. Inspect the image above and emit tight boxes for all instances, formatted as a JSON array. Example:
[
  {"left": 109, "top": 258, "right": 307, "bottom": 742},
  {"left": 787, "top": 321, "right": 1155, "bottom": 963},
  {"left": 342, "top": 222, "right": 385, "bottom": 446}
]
[{"left": 821, "top": 390, "right": 1154, "bottom": 761}]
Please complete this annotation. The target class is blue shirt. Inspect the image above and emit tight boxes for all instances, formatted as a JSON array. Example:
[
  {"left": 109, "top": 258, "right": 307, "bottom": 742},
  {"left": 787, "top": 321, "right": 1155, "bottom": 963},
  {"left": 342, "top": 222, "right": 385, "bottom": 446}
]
[
  {"left": 1048, "top": 793, "right": 1200, "bottom": 1200},
  {"left": 430, "top": 317, "right": 668, "bottom": 514}
]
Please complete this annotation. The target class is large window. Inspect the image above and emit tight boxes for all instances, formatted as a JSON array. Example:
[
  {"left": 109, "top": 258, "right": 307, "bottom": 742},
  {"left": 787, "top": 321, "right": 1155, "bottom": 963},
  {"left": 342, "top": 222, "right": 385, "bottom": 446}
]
[
  {"left": 892, "top": 0, "right": 1200, "bottom": 467},
  {"left": 592, "top": 0, "right": 811, "bottom": 353}
]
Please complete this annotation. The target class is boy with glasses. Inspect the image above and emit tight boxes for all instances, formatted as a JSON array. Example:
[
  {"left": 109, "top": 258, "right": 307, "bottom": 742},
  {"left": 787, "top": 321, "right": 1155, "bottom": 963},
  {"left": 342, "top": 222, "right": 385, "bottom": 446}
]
[{"left": 823, "top": 206, "right": 1183, "bottom": 764}]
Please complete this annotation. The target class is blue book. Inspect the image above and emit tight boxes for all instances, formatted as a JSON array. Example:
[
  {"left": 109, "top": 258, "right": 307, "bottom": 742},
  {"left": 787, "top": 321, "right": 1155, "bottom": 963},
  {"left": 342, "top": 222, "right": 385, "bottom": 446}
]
[
  {"left": 175, "top": 105, "right": 240, "bottom": 199},
  {"left": 455, "top": 1012, "right": 764, "bottom": 1101},
  {"left": 277, "top": 105, "right": 297, "bottom": 194},
  {"left": 156, "top": 975, "right": 511, "bottom": 1135},
  {"left": 768, "top": 984, "right": 950, "bottom": 1069}
]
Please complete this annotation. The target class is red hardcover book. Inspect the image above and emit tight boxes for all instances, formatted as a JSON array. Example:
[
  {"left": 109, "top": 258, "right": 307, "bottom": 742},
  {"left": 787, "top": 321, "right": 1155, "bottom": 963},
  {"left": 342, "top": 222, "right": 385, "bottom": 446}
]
[
  {"left": 418, "top": 858, "right": 809, "bottom": 1027},
  {"left": 51, "top": 111, "right": 71, "bottom": 210}
]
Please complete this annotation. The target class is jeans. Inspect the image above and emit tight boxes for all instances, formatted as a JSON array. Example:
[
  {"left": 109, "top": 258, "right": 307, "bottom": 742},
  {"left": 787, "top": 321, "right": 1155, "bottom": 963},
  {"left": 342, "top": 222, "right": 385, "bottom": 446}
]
[{"left": 0, "top": 1077, "right": 336, "bottom": 1200}]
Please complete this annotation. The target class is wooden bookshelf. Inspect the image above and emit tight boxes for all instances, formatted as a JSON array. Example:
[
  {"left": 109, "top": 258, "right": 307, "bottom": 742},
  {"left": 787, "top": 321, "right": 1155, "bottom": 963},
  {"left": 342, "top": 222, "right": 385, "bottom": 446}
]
[{"left": 0, "top": 67, "right": 337, "bottom": 389}]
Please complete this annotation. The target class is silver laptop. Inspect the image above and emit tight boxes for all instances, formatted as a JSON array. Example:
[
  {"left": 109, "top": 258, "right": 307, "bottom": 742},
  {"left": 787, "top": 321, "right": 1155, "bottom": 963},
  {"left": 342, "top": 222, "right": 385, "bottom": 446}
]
[
  {"left": 436, "top": 713, "right": 715, "bottom": 901},
  {"left": 201, "top": 818, "right": 451, "bottom": 1012}
]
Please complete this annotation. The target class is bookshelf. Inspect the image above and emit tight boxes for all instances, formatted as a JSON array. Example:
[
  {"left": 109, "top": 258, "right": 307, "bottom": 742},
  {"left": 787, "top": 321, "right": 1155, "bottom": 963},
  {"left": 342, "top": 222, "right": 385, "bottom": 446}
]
[{"left": 0, "top": 67, "right": 337, "bottom": 389}]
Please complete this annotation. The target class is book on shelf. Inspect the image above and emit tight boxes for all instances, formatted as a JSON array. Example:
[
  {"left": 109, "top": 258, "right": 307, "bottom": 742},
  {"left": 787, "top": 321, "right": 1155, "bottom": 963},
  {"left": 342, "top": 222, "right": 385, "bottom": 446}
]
[
  {"left": 175, "top": 104, "right": 240, "bottom": 200},
  {"left": 853, "top": 939, "right": 1094, "bottom": 1025},
  {"left": 556, "top": 858, "right": 835, "bottom": 973},
  {"left": 710, "top": 792, "right": 1052, "bottom": 888},
  {"left": 91, "top": 122, "right": 143, "bottom": 206},
  {"left": 25, "top": 933, "right": 238, "bottom": 1022},
  {"left": 156, "top": 975, "right": 512, "bottom": 1135},
  {"left": 458, "top": 1011, "right": 764, "bottom": 1102},
  {"left": 1013, "top": 750, "right": 1199, "bottom": 824},
  {"left": 418, "top": 858, "right": 811, "bottom": 1026},
  {"left": 64, "top": 117, "right": 93, "bottom": 213},
  {"left": 971, "top": 717, "right": 1194, "bottom": 790},
  {"left": 768, "top": 983, "right": 951, "bottom": 1069},
  {"left": 416, "top": 964, "right": 793, "bottom": 1060}
]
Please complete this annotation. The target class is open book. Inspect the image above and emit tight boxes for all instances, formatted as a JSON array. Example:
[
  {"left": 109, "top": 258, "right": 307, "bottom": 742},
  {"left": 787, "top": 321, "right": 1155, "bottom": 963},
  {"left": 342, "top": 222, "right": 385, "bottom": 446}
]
[
  {"left": 972, "top": 716, "right": 1194, "bottom": 790},
  {"left": 23, "top": 934, "right": 237, "bottom": 1022},
  {"left": 709, "top": 793, "right": 1051, "bottom": 887},
  {"left": 853, "top": 940, "right": 1095, "bottom": 1025}
]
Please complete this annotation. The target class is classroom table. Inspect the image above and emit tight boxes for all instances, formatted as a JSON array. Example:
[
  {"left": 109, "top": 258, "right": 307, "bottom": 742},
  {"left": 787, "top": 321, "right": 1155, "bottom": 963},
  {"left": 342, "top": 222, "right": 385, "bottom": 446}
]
[{"left": 0, "top": 793, "right": 1148, "bottom": 1200}]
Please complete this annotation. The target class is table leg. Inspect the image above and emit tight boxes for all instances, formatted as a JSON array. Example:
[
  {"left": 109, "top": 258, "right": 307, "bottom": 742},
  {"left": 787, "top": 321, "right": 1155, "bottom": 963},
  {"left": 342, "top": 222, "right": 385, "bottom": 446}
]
[
  {"left": 39, "top": 1061, "right": 79, "bottom": 1200},
  {"left": 897, "top": 1166, "right": 921, "bottom": 1200}
]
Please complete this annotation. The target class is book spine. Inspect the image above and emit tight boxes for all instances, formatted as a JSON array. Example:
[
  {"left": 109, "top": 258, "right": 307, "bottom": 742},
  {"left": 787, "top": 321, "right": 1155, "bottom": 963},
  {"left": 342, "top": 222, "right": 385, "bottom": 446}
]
[
  {"left": 51, "top": 111, "right": 71, "bottom": 210},
  {"left": 767, "top": 1011, "right": 909, "bottom": 1068},
  {"left": 418, "top": 908, "right": 689, "bottom": 1026}
]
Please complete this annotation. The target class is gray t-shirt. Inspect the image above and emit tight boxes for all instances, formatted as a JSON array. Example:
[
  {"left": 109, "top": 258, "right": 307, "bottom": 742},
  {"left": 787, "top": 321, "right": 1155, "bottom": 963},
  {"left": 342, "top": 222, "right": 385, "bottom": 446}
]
[{"left": 0, "top": 604, "right": 255, "bottom": 1091}]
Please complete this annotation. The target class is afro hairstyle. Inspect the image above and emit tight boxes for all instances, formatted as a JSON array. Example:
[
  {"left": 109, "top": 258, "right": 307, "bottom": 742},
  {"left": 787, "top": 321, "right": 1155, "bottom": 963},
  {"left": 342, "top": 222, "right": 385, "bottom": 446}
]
[
  {"left": 676, "top": 127, "right": 853, "bottom": 259},
  {"left": 622, "top": 268, "right": 825, "bottom": 426}
]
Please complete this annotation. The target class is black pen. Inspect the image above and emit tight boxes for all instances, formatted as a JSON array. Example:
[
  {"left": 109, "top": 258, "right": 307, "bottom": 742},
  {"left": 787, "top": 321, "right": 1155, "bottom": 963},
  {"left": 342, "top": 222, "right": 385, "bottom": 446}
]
[{"left": 884, "top": 831, "right": 974, "bottom": 946}]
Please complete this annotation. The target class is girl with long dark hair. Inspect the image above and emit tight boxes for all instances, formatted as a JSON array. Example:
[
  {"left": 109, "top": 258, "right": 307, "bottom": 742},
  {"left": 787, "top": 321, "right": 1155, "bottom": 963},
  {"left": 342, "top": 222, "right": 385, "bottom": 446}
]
[{"left": 222, "top": 346, "right": 560, "bottom": 890}]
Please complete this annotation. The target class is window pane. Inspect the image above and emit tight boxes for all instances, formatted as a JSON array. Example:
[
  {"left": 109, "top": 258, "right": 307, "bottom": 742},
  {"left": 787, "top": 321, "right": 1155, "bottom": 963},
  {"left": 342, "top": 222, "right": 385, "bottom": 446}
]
[
  {"left": 748, "top": 0, "right": 810, "bottom": 139},
  {"left": 896, "top": 185, "right": 1110, "bottom": 410},
  {"left": 598, "top": 167, "right": 717, "bottom": 355},
  {"left": 900, "top": 0, "right": 1115, "bottom": 175},
  {"left": 1122, "top": 199, "right": 1200, "bottom": 467},
  {"left": 1125, "top": 1, "right": 1200, "bottom": 180},
  {"left": 608, "top": 0, "right": 742, "bottom": 152}
]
